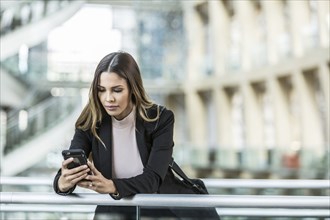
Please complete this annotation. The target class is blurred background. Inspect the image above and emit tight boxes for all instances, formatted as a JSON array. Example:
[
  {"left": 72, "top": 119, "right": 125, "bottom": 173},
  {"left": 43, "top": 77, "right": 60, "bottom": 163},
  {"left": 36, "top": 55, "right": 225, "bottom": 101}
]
[{"left": 0, "top": 0, "right": 329, "bottom": 219}]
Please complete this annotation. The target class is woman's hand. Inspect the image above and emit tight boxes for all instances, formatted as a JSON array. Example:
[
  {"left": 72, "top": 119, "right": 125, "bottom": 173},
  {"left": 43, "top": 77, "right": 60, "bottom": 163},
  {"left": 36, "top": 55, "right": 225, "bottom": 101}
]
[
  {"left": 58, "top": 157, "right": 91, "bottom": 192},
  {"left": 77, "top": 161, "right": 117, "bottom": 194}
]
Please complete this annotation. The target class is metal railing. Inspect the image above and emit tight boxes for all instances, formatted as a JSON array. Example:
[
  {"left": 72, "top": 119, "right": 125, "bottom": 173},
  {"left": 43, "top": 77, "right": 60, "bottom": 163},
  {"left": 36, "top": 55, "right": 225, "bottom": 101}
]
[
  {"left": 1, "top": 177, "right": 329, "bottom": 218},
  {"left": 1, "top": 205, "right": 329, "bottom": 217},
  {"left": 1, "top": 176, "right": 330, "bottom": 189},
  {"left": 2, "top": 192, "right": 329, "bottom": 209},
  {"left": 0, "top": 192, "right": 329, "bottom": 218}
]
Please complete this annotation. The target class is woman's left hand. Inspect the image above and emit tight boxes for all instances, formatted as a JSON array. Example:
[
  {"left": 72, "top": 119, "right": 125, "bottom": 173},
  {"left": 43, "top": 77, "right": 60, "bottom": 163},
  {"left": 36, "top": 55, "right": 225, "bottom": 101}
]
[{"left": 77, "top": 161, "right": 117, "bottom": 194}]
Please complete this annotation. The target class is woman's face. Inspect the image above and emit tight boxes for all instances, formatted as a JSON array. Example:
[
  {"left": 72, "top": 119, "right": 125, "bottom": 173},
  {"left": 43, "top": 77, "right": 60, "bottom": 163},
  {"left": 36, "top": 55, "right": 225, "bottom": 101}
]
[{"left": 97, "top": 72, "right": 132, "bottom": 120}]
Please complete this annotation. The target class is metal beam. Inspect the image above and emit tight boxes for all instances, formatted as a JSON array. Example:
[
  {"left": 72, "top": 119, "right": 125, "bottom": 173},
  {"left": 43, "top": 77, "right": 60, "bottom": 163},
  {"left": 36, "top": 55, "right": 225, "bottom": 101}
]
[
  {"left": 1, "top": 192, "right": 329, "bottom": 209},
  {"left": 0, "top": 205, "right": 329, "bottom": 217},
  {"left": 1, "top": 176, "right": 329, "bottom": 189},
  {"left": 86, "top": 0, "right": 181, "bottom": 11},
  {"left": 0, "top": 1, "right": 85, "bottom": 61}
]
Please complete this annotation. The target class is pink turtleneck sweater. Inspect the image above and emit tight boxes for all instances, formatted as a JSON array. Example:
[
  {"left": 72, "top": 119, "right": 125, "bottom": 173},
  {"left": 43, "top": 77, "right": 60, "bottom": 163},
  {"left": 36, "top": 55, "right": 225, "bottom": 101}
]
[{"left": 111, "top": 107, "right": 144, "bottom": 178}]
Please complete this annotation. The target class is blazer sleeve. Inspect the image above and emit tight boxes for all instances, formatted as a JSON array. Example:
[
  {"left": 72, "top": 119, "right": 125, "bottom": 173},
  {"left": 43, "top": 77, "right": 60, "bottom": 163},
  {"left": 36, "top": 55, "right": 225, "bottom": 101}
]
[
  {"left": 112, "top": 108, "right": 174, "bottom": 199},
  {"left": 53, "top": 128, "right": 92, "bottom": 195}
]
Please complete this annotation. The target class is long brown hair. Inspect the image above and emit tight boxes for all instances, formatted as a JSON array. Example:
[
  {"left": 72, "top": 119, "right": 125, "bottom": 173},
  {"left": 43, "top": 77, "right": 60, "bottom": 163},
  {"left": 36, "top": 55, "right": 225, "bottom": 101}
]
[{"left": 76, "top": 51, "right": 159, "bottom": 144}]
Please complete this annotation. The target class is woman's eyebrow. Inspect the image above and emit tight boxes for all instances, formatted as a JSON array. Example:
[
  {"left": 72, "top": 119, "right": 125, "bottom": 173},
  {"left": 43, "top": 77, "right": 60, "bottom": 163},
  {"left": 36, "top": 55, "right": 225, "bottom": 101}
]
[
  {"left": 97, "top": 85, "right": 124, "bottom": 89},
  {"left": 111, "top": 85, "right": 124, "bottom": 89}
]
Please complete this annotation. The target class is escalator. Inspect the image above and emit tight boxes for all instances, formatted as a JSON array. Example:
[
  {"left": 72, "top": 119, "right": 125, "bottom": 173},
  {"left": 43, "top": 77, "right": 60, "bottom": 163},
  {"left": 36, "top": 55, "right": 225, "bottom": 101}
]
[
  {"left": 1, "top": 0, "right": 84, "bottom": 61},
  {"left": 1, "top": 94, "right": 82, "bottom": 176},
  {"left": 0, "top": 0, "right": 85, "bottom": 176},
  {"left": 1, "top": 0, "right": 84, "bottom": 108}
]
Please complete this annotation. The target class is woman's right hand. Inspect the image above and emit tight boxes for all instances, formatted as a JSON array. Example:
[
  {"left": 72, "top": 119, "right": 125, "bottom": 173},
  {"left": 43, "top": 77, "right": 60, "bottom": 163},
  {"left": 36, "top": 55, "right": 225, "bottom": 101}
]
[{"left": 58, "top": 157, "right": 91, "bottom": 192}]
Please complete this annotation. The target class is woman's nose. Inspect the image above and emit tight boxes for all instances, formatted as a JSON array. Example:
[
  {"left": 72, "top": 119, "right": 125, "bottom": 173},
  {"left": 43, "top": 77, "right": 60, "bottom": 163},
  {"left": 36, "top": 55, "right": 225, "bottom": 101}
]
[{"left": 106, "top": 93, "right": 114, "bottom": 102}]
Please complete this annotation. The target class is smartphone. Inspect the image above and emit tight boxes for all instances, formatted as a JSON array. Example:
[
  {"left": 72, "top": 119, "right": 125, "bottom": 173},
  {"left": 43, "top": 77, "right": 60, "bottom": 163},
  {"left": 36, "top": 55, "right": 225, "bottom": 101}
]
[{"left": 62, "top": 149, "right": 92, "bottom": 175}]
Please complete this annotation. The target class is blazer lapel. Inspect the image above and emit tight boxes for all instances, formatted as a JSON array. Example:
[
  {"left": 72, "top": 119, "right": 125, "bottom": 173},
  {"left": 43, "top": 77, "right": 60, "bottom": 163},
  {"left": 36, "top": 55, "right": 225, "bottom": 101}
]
[
  {"left": 135, "top": 116, "right": 149, "bottom": 166},
  {"left": 98, "top": 114, "right": 113, "bottom": 178}
]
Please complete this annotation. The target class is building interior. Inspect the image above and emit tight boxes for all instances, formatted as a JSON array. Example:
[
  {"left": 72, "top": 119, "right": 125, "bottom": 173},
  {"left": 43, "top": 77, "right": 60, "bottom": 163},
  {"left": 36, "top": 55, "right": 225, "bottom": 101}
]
[{"left": 0, "top": 0, "right": 329, "bottom": 219}]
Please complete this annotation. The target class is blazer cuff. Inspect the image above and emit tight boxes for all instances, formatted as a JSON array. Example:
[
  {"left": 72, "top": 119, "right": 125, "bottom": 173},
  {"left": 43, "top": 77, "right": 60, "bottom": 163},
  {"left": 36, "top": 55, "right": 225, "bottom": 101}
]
[{"left": 110, "top": 179, "right": 123, "bottom": 200}]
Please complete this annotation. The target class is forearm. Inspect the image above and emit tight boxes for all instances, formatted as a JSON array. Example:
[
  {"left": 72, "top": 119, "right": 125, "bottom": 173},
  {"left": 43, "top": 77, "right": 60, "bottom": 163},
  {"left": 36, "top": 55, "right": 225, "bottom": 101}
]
[{"left": 111, "top": 169, "right": 161, "bottom": 199}]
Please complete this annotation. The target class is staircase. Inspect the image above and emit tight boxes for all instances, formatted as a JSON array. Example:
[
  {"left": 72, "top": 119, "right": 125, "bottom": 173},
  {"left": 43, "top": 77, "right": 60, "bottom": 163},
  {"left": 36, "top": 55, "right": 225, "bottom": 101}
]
[
  {"left": 0, "top": 0, "right": 85, "bottom": 61},
  {"left": 1, "top": 95, "right": 81, "bottom": 176},
  {"left": 0, "top": 0, "right": 85, "bottom": 176}
]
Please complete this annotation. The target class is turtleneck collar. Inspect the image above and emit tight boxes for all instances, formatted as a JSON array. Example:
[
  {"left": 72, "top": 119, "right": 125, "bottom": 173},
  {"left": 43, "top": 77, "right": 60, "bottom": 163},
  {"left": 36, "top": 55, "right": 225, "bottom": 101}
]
[{"left": 112, "top": 106, "right": 136, "bottom": 129}]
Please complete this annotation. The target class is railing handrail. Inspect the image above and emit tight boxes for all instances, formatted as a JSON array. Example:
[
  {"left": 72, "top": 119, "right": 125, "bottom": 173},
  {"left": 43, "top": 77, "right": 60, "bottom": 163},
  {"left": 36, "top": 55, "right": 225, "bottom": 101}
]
[
  {"left": 203, "top": 178, "right": 330, "bottom": 189},
  {"left": 1, "top": 192, "right": 329, "bottom": 209},
  {"left": 1, "top": 205, "right": 329, "bottom": 217},
  {"left": 1, "top": 176, "right": 329, "bottom": 189}
]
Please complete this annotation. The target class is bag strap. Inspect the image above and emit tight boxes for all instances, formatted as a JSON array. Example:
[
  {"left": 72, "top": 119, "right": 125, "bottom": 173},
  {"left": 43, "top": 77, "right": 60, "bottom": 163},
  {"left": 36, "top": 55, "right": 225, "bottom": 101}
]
[
  {"left": 169, "top": 157, "right": 195, "bottom": 186},
  {"left": 169, "top": 157, "right": 208, "bottom": 194}
]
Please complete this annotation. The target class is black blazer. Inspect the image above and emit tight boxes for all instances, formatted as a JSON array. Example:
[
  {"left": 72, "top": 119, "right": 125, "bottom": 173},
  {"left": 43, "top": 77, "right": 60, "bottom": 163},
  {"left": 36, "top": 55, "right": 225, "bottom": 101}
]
[{"left": 53, "top": 105, "right": 175, "bottom": 199}]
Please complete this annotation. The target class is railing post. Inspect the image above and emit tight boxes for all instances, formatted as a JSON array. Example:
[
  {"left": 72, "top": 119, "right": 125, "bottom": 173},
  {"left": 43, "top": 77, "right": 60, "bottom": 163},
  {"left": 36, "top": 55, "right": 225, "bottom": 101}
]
[{"left": 136, "top": 206, "right": 140, "bottom": 220}]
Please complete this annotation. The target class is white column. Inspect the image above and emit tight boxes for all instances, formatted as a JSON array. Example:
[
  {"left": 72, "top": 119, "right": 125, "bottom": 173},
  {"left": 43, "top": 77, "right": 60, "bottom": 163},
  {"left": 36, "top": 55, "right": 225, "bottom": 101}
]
[
  {"left": 242, "top": 83, "right": 264, "bottom": 169},
  {"left": 317, "top": 0, "right": 330, "bottom": 48},
  {"left": 215, "top": 88, "right": 232, "bottom": 147},
  {"left": 234, "top": 0, "right": 258, "bottom": 71},
  {"left": 165, "top": 94, "right": 184, "bottom": 145},
  {"left": 293, "top": 70, "right": 324, "bottom": 154},
  {"left": 184, "top": 89, "right": 207, "bottom": 149},
  {"left": 262, "top": 0, "right": 286, "bottom": 64},
  {"left": 208, "top": 0, "right": 230, "bottom": 75},
  {"left": 215, "top": 87, "right": 239, "bottom": 168},
  {"left": 182, "top": 1, "right": 204, "bottom": 80},
  {"left": 319, "top": 63, "right": 330, "bottom": 144},
  {"left": 287, "top": 0, "right": 310, "bottom": 57},
  {"left": 182, "top": 1, "right": 208, "bottom": 149},
  {"left": 243, "top": 83, "right": 263, "bottom": 147},
  {"left": 269, "top": 78, "right": 292, "bottom": 148}
]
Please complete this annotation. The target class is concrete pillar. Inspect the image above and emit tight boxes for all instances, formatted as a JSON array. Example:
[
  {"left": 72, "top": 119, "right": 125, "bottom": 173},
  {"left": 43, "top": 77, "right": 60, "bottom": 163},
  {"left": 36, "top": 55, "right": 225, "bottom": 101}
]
[
  {"left": 215, "top": 88, "right": 232, "bottom": 147},
  {"left": 318, "top": 63, "right": 330, "bottom": 144},
  {"left": 184, "top": 89, "right": 207, "bottom": 148},
  {"left": 215, "top": 87, "right": 239, "bottom": 168},
  {"left": 293, "top": 70, "right": 324, "bottom": 154},
  {"left": 317, "top": 0, "right": 330, "bottom": 48},
  {"left": 243, "top": 83, "right": 263, "bottom": 147},
  {"left": 287, "top": 0, "right": 310, "bottom": 57},
  {"left": 262, "top": 0, "right": 286, "bottom": 64},
  {"left": 165, "top": 94, "right": 182, "bottom": 144},
  {"left": 208, "top": 0, "right": 230, "bottom": 75},
  {"left": 269, "top": 78, "right": 292, "bottom": 148},
  {"left": 182, "top": 1, "right": 204, "bottom": 80},
  {"left": 234, "top": 0, "right": 258, "bottom": 71},
  {"left": 205, "top": 90, "right": 217, "bottom": 148},
  {"left": 242, "top": 83, "right": 265, "bottom": 169}
]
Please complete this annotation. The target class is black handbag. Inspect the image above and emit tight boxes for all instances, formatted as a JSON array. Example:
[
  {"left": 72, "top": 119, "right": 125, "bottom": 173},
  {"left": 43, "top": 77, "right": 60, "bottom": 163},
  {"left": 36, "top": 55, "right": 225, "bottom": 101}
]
[
  {"left": 157, "top": 157, "right": 221, "bottom": 220},
  {"left": 169, "top": 157, "right": 209, "bottom": 194}
]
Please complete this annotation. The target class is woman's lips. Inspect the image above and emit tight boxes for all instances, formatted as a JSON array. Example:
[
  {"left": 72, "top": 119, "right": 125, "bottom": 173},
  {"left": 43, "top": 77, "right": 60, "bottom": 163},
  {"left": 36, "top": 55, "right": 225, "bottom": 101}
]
[{"left": 105, "top": 105, "right": 118, "bottom": 111}]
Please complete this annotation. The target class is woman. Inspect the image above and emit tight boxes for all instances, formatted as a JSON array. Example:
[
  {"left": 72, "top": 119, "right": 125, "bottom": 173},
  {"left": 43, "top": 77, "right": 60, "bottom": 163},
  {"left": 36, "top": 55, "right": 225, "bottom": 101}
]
[{"left": 53, "top": 51, "right": 219, "bottom": 219}]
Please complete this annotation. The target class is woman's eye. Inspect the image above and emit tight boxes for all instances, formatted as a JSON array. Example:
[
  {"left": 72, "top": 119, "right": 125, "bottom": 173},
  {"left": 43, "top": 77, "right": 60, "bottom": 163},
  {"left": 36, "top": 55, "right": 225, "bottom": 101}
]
[
  {"left": 97, "top": 88, "right": 105, "bottom": 92},
  {"left": 113, "top": 89, "right": 123, "bottom": 93}
]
